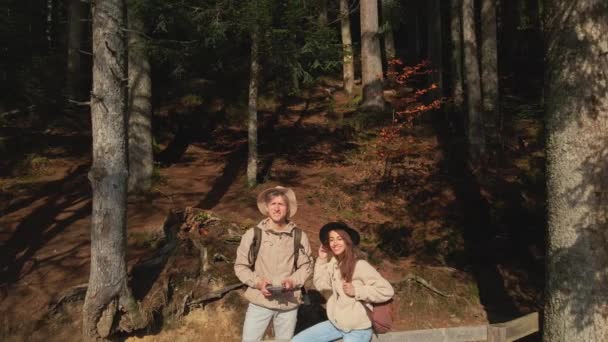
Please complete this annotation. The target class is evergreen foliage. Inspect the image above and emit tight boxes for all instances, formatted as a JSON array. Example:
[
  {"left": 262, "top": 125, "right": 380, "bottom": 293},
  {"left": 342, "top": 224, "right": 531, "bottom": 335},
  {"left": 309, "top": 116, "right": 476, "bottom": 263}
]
[{"left": 136, "top": 0, "right": 342, "bottom": 97}]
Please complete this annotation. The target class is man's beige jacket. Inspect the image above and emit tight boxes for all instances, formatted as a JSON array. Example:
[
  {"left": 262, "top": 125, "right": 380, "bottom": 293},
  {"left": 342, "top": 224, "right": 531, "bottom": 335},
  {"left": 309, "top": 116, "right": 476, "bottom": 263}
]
[{"left": 234, "top": 218, "right": 313, "bottom": 310}]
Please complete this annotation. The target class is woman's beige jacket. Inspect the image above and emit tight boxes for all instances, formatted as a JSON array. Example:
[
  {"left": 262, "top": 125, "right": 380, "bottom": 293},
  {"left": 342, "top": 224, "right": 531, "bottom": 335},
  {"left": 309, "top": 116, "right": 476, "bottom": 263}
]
[
  {"left": 314, "top": 257, "right": 394, "bottom": 332},
  {"left": 234, "top": 218, "right": 313, "bottom": 310}
]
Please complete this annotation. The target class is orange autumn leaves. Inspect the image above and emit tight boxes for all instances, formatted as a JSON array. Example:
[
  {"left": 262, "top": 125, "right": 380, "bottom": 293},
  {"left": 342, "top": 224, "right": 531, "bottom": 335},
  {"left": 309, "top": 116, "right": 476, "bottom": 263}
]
[{"left": 376, "top": 59, "right": 444, "bottom": 160}]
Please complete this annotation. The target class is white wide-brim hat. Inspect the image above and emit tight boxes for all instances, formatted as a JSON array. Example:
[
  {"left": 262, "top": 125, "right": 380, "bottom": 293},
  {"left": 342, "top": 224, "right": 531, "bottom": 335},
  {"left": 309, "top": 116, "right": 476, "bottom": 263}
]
[{"left": 257, "top": 186, "right": 298, "bottom": 218}]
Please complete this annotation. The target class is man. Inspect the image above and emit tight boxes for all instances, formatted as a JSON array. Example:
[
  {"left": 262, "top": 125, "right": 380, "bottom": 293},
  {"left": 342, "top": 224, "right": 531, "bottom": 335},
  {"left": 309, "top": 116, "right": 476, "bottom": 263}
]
[{"left": 234, "top": 186, "right": 313, "bottom": 342}]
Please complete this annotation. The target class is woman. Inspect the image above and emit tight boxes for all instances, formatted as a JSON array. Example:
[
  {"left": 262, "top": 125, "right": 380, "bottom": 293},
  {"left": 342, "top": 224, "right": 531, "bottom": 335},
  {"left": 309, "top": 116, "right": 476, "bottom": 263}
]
[
  {"left": 292, "top": 222, "right": 394, "bottom": 342},
  {"left": 234, "top": 186, "right": 313, "bottom": 342}
]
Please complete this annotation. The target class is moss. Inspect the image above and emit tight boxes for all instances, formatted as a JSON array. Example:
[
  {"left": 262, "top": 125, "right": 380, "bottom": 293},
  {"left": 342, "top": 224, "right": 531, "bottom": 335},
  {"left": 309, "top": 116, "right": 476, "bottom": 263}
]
[{"left": 193, "top": 211, "right": 211, "bottom": 223}]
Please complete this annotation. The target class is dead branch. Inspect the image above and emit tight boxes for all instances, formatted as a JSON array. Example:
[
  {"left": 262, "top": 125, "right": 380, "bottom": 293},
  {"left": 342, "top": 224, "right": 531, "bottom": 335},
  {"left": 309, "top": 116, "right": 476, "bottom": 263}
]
[
  {"left": 187, "top": 283, "right": 245, "bottom": 309},
  {"left": 68, "top": 99, "right": 91, "bottom": 106},
  {"left": 177, "top": 291, "right": 192, "bottom": 318},
  {"left": 213, "top": 253, "right": 230, "bottom": 263},
  {"left": 393, "top": 274, "right": 452, "bottom": 297},
  {"left": 1, "top": 105, "right": 35, "bottom": 117},
  {"left": 223, "top": 236, "right": 242, "bottom": 245}
]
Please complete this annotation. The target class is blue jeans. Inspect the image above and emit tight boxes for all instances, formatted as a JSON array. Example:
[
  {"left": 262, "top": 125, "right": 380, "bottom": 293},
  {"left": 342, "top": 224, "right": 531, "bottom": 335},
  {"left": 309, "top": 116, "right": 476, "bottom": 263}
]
[
  {"left": 242, "top": 303, "right": 298, "bottom": 342},
  {"left": 292, "top": 320, "right": 373, "bottom": 342}
]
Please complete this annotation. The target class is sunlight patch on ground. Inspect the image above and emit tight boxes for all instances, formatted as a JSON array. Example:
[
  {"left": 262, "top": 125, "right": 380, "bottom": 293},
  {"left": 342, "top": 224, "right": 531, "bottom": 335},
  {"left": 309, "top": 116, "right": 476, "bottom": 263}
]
[{"left": 126, "top": 304, "right": 243, "bottom": 342}]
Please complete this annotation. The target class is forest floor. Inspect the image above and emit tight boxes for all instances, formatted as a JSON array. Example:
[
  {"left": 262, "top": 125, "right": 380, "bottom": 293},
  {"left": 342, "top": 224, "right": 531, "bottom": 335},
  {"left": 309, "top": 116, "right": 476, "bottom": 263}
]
[{"left": 0, "top": 77, "right": 545, "bottom": 341}]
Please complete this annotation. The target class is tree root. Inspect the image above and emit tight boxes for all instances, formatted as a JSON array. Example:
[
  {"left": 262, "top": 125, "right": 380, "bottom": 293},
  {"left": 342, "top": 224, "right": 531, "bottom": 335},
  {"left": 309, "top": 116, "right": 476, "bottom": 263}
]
[
  {"left": 48, "top": 283, "right": 88, "bottom": 313},
  {"left": 118, "top": 288, "right": 152, "bottom": 333},
  {"left": 49, "top": 208, "right": 246, "bottom": 338}
]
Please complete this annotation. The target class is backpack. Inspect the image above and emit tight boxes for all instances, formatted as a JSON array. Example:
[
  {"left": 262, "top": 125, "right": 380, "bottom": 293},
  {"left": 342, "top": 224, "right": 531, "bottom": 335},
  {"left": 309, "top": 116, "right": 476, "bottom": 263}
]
[
  {"left": 363, "top": 299, "right": 394, "bottom": 334},
  {"left": 248, "top": 227, "right": 302, "bottom": 272}
]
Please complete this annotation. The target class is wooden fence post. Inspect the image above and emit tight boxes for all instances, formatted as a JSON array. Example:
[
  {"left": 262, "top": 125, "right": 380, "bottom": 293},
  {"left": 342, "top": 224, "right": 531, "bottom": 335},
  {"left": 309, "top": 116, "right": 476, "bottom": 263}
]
[{"left": 487, "top": 326, "right": 507, "bottom": 342}]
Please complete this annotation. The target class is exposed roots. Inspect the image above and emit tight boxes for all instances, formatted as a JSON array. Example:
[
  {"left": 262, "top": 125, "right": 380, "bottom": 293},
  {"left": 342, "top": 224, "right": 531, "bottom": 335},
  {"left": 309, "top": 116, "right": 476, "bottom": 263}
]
[{"left": 51, "top": 208, "right": 246, "bottom": 339}]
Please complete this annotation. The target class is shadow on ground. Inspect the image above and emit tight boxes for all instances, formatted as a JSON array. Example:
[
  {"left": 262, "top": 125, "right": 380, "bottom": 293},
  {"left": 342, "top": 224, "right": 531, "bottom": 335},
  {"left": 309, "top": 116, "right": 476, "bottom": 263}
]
[
  {"left": 0, "top": 164, "right": 91, "bottom": 286},
  {"left": 432, "top": 109, "right": 543, "bottom": 328}
]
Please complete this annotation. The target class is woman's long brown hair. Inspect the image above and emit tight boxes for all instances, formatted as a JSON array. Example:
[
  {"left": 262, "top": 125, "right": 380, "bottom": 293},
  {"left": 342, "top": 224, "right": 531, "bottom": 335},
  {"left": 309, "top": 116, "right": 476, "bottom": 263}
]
[{"left": 329, "top": 229, "right": 358, "bottom": 282}]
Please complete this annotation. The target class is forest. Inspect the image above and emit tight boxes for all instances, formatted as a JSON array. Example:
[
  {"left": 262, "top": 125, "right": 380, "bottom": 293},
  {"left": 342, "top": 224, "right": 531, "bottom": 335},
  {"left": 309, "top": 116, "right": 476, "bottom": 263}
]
[{"left": 0, "top": 0, "right": 607, "bottom": 341}]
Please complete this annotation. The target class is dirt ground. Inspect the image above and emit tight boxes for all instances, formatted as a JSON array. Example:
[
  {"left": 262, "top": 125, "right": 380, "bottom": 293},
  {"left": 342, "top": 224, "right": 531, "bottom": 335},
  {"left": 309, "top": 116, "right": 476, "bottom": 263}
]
[{"left": 0, "top": 80, "right": 544, "bottom": 341}]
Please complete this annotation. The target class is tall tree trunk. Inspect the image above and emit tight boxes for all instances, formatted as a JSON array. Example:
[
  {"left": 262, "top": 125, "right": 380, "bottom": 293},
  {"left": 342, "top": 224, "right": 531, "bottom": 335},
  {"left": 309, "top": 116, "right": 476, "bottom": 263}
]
[
  {"left": 450, "top": 0, "right": 464, "bottom": 111},
  {"left": 529, "top": 0, "right": 541, "bottom": 31},
  {"left": 383, "top": 26, "right": 396, "bottom": 63},
  {"left": 406, "top": 1, "right": 421, "bottom": 61},
  {"left": 380, "top": 0, "right": 399, "bottom": 61},
  {"left": 318, "top": 0, "right": 328, "bottom": 27},
  {"left": 381, "top": 0, "right": 397, "bottom": 82},
  {"left": 46, "top": 0, "right": 54, "bottom": 46},
  {"left": 480, "top": 0, "right": 499, "bottom": 152},
  {"left": 500, "top": 0, "right": 518, "bottom": 66},
  {"left": 543, "top": 1, "right": 608, "bottom": 341},
  {"left": 427, "top": 0, "right": 443, "bottom": 98},
  {"left": 247, "top": 28, "right": 260, "bottom": 188},
  {"left": 83, "top": 0, "right": 130, "bottom": 340},
  {"left": 360, "top": 0, "right": 385, "bottom": 111},
  {"left": 67, "top": 0, "right": 84, "bottom": 101},
  {"left": 339, "top": 0, "right": 354, "bottom": 95},
  {"left": 462, "top": 0, "right": 485, "bottom": 165},
  {"left": 127, "top": 6, "right": 153, "bottom": 194}
]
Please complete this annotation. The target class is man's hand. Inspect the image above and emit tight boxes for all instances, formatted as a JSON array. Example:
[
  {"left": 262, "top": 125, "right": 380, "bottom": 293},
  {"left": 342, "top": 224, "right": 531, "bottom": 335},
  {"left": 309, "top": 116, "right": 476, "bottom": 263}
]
[
  {"left": 256, "top": 278, "right": 272, "bottom": 297},
  {"left": 282, "top": 278, "right": 295, "bottom": 290}
]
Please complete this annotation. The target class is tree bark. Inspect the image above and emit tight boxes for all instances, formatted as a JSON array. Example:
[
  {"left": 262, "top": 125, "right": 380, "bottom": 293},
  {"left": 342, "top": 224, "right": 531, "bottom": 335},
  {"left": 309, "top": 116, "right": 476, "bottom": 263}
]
[
  {"left": 339, "top": 0, "right": 354, "bottom": 95},
  {"left": 383, "top": 26, "right": 396, "bottom": 64},
  {"left": 247, "top": 28, "right": 260, "bottom": 188},
  {"left": 406, "top": 1, "right": 424, "bottom": 62},
  {"left": 46, "top": 0, "right": 54, "bottom": 47},
  {"left": 480, "top": 0, "right": 499, "bottom": 149},
  {"left": 500, "top": 0, "right": 518, "bottom": 65},
  {"left": 83, "top": 0, "right": 130, "bottom": 340},
  {"left": 462, "top": 0, "right": 485, "bottom": 164},
  {"left": 380, "top": 0, "right": 399, "bottom": 61},
  {"left": 381, "top": 0, "right": 397, "bottom": 83},
  {"left": 360, "top": 0, "right": 385, "bottom": 111},
  {"left": 427, "top": 0, "right": 443, "bottom": 99},
  {"left": 318, "top": 0, "right": 328, "bottom": 27},
  {"left": 450, "top": 0, "right": 464, "bottom": 111},
  {"left": 543, "top": 1, "right": 608, "bottom": 341},
  {"left": 127, "top": 6, "right": 153, "bottom": 194},
  {"left": 67, "top": 0, "right": 84, "bottom": 101}
]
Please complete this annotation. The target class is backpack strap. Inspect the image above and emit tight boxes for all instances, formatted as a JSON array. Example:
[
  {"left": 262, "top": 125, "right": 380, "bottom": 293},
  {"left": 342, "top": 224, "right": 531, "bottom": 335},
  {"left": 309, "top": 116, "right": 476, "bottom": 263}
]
[
  {"left": 293, "top": 227, "right": 302, "bottom": 272},
  {"left": 249, "top": 226, "right": 302, "bottom": 273},
  {"left": 248, "top": 227, "right": 262, "bottom": 271}
]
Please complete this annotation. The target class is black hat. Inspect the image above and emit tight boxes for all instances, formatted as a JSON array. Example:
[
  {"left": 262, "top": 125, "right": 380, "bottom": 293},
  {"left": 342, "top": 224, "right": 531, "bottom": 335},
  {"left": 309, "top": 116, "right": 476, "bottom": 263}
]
[{"left": 319, "top": 222, "right": 361, "bottom": 246}]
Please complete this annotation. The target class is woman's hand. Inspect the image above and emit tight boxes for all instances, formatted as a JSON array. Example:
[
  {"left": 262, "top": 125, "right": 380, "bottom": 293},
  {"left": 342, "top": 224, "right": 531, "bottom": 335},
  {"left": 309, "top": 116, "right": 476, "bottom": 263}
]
[
  {"left": 318, "top": 245, "right": 329, "bottom": 260},
  {"left": 343, "top": 282, "right": 355, "bottom": 297}
]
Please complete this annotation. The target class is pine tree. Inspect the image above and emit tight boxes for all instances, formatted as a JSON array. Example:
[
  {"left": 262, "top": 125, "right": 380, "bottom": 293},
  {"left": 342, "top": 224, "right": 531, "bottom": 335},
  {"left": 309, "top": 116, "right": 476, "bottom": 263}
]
[{"left": 544, "top": 0, "right": 608, "bottom": 340}]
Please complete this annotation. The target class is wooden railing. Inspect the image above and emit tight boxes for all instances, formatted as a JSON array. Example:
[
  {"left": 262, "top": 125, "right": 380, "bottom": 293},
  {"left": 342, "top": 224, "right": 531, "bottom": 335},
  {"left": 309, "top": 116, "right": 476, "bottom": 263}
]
[{"left": 372, "top": 312, "right": 539, "bottom": 342}]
